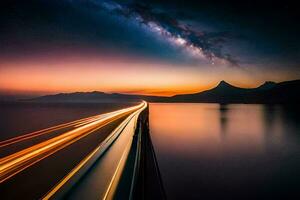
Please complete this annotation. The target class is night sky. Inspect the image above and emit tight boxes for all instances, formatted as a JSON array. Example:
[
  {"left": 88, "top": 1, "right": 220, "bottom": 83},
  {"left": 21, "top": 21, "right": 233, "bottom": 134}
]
[{"left": 1, "top": 0, "right": 300, "bottom": 97}]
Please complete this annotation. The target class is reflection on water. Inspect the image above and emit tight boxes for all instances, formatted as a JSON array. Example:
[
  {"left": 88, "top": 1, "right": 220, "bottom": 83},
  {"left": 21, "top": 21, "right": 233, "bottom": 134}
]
[{"left": 149, "top": 103, "right": 300, "bottom": 199}]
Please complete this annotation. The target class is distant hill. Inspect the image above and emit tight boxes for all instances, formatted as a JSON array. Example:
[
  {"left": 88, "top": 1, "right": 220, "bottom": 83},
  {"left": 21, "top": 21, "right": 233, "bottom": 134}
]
[
  {"left": 28, "top": 80, "right": 300, "bottom": 104},
  {"left": 170, "top": 79, "right": 300, "bottom": 103},
  {"left": 27, "top": 91, "right": 144, "bottom": 103},
  {"left": 26, "top": 91, "right": 169, "bottom": 103}
]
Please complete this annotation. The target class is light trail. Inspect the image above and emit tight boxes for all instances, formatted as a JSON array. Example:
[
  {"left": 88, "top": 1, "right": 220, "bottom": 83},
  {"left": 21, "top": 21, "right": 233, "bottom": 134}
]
[
  {"left": 43, "top": 101, "right": 147, "bottom": 200},
  {"left": 0, "top": 106, "right": 144, "bottom": 148},
  {"left": 0, "top": 114, "right": 106, "bottom": 148},
  {"left": 0, "top": 102, "right": 144, "bottom": 183}
]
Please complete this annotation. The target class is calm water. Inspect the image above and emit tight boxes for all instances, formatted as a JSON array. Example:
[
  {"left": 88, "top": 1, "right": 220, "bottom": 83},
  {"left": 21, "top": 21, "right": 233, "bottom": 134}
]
[{"left": 149, "top": 103, "right": 300, "bottom": 199}]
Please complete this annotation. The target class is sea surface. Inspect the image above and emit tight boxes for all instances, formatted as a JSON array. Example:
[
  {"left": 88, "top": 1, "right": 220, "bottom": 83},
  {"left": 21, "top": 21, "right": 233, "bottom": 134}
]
[
  {"left": 149, "top": 103, "right": 300, "bottom": 199},
  {"left": 0, "top": 102, "right": 134, "bottom": 141}
]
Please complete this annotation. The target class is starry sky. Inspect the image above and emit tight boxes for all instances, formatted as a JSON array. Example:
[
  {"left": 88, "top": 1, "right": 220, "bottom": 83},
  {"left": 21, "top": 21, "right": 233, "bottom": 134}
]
[{"left": 0, "top": 0, "right": 299, "bottom": 97}]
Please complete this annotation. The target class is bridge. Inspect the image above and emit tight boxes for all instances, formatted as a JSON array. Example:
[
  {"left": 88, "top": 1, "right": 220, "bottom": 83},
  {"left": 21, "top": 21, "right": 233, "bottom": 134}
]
[{"left": 0, "top": 101, "right": 165, "bottom": 199}]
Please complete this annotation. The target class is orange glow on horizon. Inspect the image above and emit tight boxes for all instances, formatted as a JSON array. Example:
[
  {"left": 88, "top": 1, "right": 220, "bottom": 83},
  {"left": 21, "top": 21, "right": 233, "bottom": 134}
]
[
  {"left": 0, "top": 57, "right": 214, "bottom": 96},
  {"left": 0, "top": 54, "right": 292, "bottom": 97}
]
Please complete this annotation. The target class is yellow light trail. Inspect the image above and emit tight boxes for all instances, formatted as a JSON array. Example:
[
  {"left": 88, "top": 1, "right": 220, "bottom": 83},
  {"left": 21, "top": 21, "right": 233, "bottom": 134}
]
[
  {"left": 0, "top": 113, "right": 108, "bottom": 148},
  {"left": 0, "top": 102, "right": 144, "bottom": 183},
  {"left": 43, "top": 101, "right": 147, "bottom": 200}
]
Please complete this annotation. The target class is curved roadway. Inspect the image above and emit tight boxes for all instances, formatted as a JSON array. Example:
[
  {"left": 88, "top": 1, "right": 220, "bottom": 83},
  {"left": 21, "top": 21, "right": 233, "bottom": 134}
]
[{"left": 0, "top": 102, "right": 146, "bottom": 200}]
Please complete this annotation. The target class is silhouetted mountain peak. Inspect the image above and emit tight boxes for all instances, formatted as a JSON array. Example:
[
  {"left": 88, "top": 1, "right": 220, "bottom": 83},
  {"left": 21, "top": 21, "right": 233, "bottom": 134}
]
[{"left": 216, "top": 80, "right": 235, "bottom": 89}]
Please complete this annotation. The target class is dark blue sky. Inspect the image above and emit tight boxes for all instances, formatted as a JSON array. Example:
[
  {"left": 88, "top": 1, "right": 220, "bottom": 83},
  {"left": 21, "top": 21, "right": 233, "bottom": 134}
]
[{"left": 0, "top": 0, "right": 299, "bottom": 96}]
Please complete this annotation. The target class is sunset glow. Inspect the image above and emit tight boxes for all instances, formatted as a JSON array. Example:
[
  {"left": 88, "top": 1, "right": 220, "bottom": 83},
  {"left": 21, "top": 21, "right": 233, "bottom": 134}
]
[
  {"left": 1, "top": 1, "right": 300, "bottom": 199},
  {"left": 0, "top": 53, "right": 295, "bottom": 97},
  {"left": 0, "top": 57, "right": 209, "bottom": 96},
  {"left": 0, "top": 0, "right": 299, "bottom": 98}
]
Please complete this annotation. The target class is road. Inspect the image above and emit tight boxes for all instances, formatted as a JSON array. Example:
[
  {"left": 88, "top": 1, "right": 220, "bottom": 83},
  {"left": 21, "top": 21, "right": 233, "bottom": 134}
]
[
  {"left": 0, "top": 102, "right": 146, "bottom": 199},
  {"left": 63, "top": 105, "right": 143, "bottom": 199}
]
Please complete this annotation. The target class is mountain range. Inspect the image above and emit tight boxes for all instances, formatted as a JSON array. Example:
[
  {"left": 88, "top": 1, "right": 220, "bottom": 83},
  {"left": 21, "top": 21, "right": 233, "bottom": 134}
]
[{"left": 28, "top": 79, "right": 300, "bottom": 104}]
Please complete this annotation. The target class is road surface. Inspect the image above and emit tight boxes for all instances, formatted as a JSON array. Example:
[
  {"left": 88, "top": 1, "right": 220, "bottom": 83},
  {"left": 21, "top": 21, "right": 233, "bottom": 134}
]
[{"left": 0, "top": 102, "right": 146, "bottom": 199}]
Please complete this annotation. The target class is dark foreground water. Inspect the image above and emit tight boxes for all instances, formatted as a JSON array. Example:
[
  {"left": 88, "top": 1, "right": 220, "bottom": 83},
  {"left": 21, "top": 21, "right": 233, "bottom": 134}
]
[
  {"left": 149, "top": 103, "right": 300, "bottom": 200},
  {"left": 0, "top": 102, "right": 134, "bottom": 141}
]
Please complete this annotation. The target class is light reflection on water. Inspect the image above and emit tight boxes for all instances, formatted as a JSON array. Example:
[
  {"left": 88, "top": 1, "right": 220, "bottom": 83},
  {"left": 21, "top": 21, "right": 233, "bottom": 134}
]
[{"left": 149, "top": 103, "right": 300, "bottom": 199}]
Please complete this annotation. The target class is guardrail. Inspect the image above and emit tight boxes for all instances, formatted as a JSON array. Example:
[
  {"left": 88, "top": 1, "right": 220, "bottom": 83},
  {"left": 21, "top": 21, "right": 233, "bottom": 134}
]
[
  {"left": 112, "top": 103, "right": 166, "bottom": 200},
  {"left": 129, "top": 117, "right": 142, "bottom": 199}
]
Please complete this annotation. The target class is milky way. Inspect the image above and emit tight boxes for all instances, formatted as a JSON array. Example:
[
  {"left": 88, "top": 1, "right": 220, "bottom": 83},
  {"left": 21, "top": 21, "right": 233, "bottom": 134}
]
[
  {"left": 1, "top": 0, "right": 300, "bottom": 98},
  {"left": 95, "top": 0, "right": 239, "bottom": 66}
]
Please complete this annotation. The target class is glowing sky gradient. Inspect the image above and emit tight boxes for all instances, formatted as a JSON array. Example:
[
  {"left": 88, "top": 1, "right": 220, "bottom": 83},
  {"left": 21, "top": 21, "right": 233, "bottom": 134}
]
[
  {"left": 1, "top": 0, "right": 299, "bottom": 97},
  {"left": 1, "top": 54, "right": 295, "bottom": 97}
]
